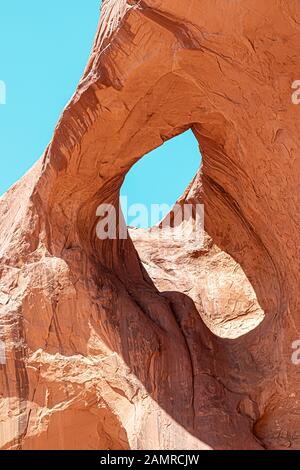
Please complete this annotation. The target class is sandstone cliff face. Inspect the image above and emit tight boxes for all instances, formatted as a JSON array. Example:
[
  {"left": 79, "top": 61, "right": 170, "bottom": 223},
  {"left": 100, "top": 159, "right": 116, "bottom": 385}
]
[{"left": 0, "top": 0, "right": 299, "bottom": 450}]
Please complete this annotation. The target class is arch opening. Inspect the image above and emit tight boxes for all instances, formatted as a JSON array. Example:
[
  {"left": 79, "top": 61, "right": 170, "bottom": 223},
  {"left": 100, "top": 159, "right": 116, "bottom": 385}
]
[
  {"left": 120, "top": 129, "right": 201, "bottom": 229},
  {"left": 117, "top": 127, "right": 266, "bottom": 340}
]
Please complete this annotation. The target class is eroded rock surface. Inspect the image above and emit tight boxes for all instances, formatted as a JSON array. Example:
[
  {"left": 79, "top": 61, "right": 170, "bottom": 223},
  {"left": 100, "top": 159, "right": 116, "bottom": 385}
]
[{"left": 0, "top": 0, "right": 299, "bottom": 450}]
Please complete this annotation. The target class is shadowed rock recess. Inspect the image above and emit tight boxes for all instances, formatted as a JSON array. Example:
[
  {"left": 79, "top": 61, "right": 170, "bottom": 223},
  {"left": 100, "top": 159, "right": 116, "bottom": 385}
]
[{"left": 0, "top": 0, "right": 299, "bottom": 450}]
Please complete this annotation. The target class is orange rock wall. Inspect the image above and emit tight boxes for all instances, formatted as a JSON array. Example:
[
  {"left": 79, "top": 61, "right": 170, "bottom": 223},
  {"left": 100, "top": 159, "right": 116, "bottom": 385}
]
[{"left": 0, "top": 0, "right": 299, "bottom": 450}]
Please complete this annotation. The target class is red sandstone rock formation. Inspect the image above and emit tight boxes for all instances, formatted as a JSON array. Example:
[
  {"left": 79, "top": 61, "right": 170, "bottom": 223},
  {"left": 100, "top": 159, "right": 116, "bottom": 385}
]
[{"left": 0, "top": 0, "right": 299, "bottom": 450}]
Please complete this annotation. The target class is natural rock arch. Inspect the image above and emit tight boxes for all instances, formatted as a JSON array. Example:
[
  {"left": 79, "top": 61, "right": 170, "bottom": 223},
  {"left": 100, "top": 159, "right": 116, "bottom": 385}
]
[{"left": 0, "top": 0, "right": 299, "bottom": 450}]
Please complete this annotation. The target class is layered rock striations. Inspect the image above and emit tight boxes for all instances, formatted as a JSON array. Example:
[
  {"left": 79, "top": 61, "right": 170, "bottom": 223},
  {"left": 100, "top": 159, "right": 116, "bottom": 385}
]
[{"left": 0, "top": 0, "right": 299, "bottom": 450}]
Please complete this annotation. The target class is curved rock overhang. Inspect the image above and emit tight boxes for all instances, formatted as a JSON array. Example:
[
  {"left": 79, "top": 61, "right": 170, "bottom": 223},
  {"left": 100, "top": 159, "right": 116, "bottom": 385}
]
[{"left": 0, "top": 0, "right": 299, "bottom": 450}]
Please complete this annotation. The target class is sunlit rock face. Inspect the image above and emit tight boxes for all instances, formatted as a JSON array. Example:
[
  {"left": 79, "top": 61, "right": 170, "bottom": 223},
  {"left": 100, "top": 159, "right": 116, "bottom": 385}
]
[{"left": 0, "top": 0, "right": 299, "bottom": 450}]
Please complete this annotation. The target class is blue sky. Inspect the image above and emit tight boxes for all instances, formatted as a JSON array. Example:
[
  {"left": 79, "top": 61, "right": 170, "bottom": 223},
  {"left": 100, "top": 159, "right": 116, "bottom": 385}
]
[
  {"left": 121, "top": 131, "right": 200, "bottom": 227},
  {"left": 0, "top": 1, "right": 200, "bottom": 227},
  {"left": 0, "top": 0, "right": 100, "bottom": 194}
]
